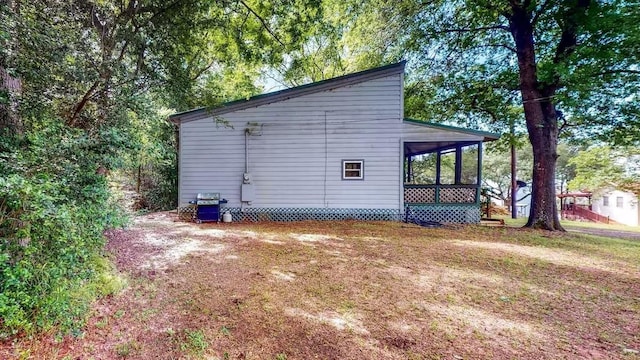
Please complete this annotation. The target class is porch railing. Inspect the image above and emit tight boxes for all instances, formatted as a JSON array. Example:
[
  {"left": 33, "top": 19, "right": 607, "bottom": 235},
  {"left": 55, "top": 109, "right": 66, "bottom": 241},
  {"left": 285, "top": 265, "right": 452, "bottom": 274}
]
[
  {"left": 562, "top": 204, "right": 610, "bottom": 224},
  {"left": 404, "top": 184, "right": 479, "bottom": 204}
]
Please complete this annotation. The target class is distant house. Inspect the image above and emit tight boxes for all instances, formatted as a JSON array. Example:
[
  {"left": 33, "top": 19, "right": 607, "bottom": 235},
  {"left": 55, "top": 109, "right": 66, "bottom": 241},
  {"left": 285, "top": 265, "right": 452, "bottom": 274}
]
[
  {"left": 169, "top": 62, "right": 499, "bottom": 223},
  {"left": 591, "top": 189, "right": 639, "bottom": 226}
]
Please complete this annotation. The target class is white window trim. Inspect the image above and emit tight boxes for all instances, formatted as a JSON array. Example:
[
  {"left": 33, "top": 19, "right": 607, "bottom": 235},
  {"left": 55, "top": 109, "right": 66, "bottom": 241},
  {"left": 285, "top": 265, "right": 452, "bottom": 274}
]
[{"left": 342, "top": 160, "right": 364, "bottom": 180}]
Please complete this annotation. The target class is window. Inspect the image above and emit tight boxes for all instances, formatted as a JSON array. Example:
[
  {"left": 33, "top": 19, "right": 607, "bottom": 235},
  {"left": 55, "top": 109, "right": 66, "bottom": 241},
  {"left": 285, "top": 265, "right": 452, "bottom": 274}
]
[
  {"left": 342, "top": 160, "right": 364, "bottom": 180},
  {"left": 616, "top": 196, "right": 623, "bottom": 208},
  {"left": 603, "top": 196, "right": 609, "bottom": 206}
]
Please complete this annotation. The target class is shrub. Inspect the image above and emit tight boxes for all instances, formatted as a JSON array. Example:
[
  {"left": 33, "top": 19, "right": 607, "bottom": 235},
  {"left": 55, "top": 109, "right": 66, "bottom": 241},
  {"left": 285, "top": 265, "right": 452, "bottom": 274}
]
[{"left": 0, "top": 126, "right": 128, "bottom": 338}]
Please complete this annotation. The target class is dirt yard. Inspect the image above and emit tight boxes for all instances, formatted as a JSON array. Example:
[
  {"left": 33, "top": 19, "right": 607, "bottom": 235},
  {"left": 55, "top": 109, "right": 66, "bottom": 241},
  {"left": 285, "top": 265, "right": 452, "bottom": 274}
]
[{"left": 4, "top": 212, "right": 640, "bottom": 359}]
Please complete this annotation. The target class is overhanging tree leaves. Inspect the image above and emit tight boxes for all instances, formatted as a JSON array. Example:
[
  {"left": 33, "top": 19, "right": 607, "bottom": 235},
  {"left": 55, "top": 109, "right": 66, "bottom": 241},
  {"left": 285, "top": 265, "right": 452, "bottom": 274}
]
[
  {"left": 1, "top": 0, "right": 325, "bottom": 335},
  {"left": 568, "top": 145, "right": 640, "bottom": 196},
  {"left": 339, "top": 0, "right": 640, "bottom": 230},
  {"left": 482, "top": 140, "right": 534, "bottom": 204}
]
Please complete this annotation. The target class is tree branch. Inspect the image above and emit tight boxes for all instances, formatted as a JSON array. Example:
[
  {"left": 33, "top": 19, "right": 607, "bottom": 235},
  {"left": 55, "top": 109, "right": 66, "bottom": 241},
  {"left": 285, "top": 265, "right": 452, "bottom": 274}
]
[
  {"left": 553, "top": 0, "right": 590, "bottom": 66},
  {"left": 558, "top": 118, "right": 577, "bottom": 134},
  {"left": 509, "top": 0, "right": 532, "bottom": 9},
  {"left": 67, "top": 81, "right": 100, "bottom": 127},
  {"left": 540, "top": 0, "right": 590, "bottom": 94},
  {"left": 135, "top": 1, "right": 185, "bottom": 31},
  {"left": 239, "top": 0, "right": 286, "bottom": 47},
  {"left": 90, "top": 5, "right": 106, "bottom": 36},
  {"left": 433, "top": 25, "right": 509, "bottom": 34},
  {"left": 264, "top": 66, "right": 296, "bottom": 89},
  {"left": 471, "top": 101, "right": 501, "bottom": 124},
  {"left": 190, "top": 60, "right": 217, "bottom": 82},
  {"left": 531, "top": 0, "right": 552, "bottom": 26}
]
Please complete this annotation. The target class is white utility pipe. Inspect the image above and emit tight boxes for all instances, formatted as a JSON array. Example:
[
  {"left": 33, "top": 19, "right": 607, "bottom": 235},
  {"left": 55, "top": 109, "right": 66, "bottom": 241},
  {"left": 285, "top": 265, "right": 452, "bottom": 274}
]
[{"left": 245, "top": 129, "right": 249, "bottom": 174}]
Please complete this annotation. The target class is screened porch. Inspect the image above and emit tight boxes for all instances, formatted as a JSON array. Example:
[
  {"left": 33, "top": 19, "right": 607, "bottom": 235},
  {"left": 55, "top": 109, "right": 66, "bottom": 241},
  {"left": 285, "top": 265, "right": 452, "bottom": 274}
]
[{"left": 403, "top": 140, "right": 483, "bottom": 223}]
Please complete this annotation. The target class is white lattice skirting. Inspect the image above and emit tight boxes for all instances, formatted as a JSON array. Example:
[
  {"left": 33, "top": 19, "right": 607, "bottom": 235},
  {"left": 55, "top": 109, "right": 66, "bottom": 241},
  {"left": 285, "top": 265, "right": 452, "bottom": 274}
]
[
  {"left": 178, "top": 205, "right": 481, "bottom": 224},
  {"left": 404, "top": 187, "right": 477, "bottom": 204},
  {"left": 405, "top": 204, "right": 481, "bottom": 224},
  {"left": 223, "top": 208, "right": 401, "bottom": 222}
]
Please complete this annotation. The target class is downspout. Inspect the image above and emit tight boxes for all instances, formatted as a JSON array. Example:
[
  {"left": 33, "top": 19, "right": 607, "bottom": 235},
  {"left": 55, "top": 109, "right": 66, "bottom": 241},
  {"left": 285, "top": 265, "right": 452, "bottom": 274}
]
[
  {"left": 242, "top": 123, "right": 261, "bottom": 208},
  {"left": 240, "top": 128, "right": 251, "bottom": 211},
  {"left": 324, "top": 111, "right": 328, "bottom": 207},
  {"left": 245, "top": 129, "right": 249, "bottom": 173}
]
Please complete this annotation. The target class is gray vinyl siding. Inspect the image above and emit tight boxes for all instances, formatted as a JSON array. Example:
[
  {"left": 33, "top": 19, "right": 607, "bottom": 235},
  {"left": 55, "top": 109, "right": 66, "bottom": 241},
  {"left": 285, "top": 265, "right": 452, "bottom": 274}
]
[
  {"left": 179, "top": 122, "right": 245, "bottom": 206},
  {"left": 179, "top": 74, "right": 403, "bottom": 208}
]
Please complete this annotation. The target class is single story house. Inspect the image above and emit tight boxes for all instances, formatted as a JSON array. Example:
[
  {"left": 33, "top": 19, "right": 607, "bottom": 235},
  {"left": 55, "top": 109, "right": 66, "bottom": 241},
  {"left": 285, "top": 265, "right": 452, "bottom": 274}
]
[
  {"left": 591, "top": 188, "right": 639, "bottom": 226},
  {"left": 169, "top": 62, "right": 499, "bottom": 223}
]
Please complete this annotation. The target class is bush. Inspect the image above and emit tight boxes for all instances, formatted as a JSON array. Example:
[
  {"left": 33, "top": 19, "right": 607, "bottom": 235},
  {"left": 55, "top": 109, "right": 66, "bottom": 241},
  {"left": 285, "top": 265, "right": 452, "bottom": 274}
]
[{"left": 0, "top": 126, "right": 128, "bottom": 338}]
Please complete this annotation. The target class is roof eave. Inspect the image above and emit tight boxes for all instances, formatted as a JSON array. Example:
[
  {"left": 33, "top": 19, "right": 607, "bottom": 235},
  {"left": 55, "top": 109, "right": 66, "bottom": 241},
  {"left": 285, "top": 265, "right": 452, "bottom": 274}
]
[{"left": 403, "top": 118, "right": 501, "bottom": 141}]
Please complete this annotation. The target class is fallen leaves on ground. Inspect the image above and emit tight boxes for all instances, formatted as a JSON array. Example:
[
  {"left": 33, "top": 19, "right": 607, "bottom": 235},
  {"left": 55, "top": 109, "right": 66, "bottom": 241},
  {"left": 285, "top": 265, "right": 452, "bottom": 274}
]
[{"left": 3, "top": 212, "right": 639, "bottom": 359}]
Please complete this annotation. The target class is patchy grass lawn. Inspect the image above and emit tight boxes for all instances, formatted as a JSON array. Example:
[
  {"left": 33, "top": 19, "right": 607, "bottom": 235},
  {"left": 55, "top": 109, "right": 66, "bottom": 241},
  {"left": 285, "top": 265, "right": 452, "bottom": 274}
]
[
  {"left": 497, "top": 214, "right": 640, "bottom": 233},
  {"left": 3, "top": 212, "right": 640, "bottom": 359},
  {"left": 562, "top": 221, "right": 640, "bottom": 233}
]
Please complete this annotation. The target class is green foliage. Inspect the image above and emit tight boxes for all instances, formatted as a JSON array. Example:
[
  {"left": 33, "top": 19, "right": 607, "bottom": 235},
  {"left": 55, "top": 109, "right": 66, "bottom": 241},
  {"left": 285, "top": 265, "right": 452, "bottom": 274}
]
[
  {"left": 556, "top": 143, "right": 580, "bottom": 193},
  {"left": 481, "top": 140, "right": 533, "bottom": 202},
  {"left": 115, "top": 339, "right": 141, "bottom": 358},
  {"left": 568, "top": 146, "right": 640, "bottom": 195},
  {"left": 319, "top": 0, "right": 638, "bottom": 229},
  {"left": 124, "top": 104, "right": 179, "bottom": 211},
  {"left": 174, "top": 328, "right": 209, "bottom": 356},
  {"left": 0, "top": 124, "right": 127, "bottom": 337},
  {"left": 408, "top": 153, "right": 437, "bottom": 184},
  {"left": 219, "top": 325, "right": 231, "bottom": 336},
  {"left": 334, "top": 0, "right": 640, "bottom": 144},
  {"left": 408, "top": 145, "right": 479, "bottom": 185},
  {"left": 1, "top": 0, "right": 325, "bottom": 338}
]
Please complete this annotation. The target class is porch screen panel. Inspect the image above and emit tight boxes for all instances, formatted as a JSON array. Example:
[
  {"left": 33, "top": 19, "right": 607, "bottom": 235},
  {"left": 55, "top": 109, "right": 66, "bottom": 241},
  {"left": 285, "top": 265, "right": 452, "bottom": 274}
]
[
  {"left": 460, "top": 144, "right": 479, "bottom": 185},
  {"left": 408, "top": 153, "right": 437, "bottom": 184},
  {"left": 439, "top": 150, "right": 456, "bottom": 185}
]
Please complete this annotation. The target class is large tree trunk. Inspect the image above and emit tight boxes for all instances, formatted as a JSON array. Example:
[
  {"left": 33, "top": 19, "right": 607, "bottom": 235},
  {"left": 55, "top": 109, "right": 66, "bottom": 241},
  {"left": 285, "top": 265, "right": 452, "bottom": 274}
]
[
  {"left": 0, "top": 67, "right": 22, "bottom": 134},
  {"left": 0, "top": 0, "right": 22, "bottom": 135},
  {"left": 509, "top": 2, "right": 564, "bottom": 231},
  {"left": 525, "top": 100, "right": 563, "bottom": 230}
]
